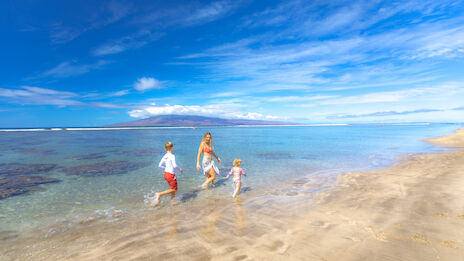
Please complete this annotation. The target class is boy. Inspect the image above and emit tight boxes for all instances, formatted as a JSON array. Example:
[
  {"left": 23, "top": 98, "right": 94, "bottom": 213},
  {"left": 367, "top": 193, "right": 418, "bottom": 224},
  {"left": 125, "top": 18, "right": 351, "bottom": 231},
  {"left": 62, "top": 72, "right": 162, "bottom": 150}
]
[{"left": 153, "top": 142, "right": 183, "bottom": 206}]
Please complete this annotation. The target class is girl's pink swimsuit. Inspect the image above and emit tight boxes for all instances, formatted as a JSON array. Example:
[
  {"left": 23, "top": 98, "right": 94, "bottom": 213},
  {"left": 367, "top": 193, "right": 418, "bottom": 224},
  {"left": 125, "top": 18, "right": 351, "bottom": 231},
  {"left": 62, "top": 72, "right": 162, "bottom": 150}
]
[{"left": 226, "top": 167, "right": 246, "bottom": 184}]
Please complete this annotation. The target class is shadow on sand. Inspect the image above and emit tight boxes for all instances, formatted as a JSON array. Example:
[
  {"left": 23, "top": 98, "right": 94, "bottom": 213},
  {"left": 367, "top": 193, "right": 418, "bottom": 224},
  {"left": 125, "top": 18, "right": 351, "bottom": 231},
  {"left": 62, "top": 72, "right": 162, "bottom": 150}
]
[{"left": 177, "top": 178, "right": 252, "bottom": 203}]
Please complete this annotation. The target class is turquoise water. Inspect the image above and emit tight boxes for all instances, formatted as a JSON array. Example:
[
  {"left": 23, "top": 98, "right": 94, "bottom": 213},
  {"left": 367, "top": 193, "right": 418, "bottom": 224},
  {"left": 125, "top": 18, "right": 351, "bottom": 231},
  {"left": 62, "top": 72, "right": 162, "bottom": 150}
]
[{"left": 0, "top": 124, "right": 460, "bottom": 236}]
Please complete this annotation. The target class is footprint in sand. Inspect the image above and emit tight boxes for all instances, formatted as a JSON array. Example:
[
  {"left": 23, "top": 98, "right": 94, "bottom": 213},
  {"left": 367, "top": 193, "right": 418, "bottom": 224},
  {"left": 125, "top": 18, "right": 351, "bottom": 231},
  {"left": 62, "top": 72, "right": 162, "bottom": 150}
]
[
  {"left": 234, "top": 255, "right": 248, "bottom": 261},
  {"left": 364, "top": 226, "right": 388, "bottom": 242},
  {"left": 435, "top": 212, "right": 449, "bottom": 218},
  {"left": 411, "top": 234, "right": 431, "bottom": 245},
  {"left": 310, "top": 220, "right": 330, "bottom": 228},
  {"left": 344, "top": 236, "right": 362, "bottom": 242},
  {"left": 440, "top": 240, "right": 459, "bottom": 249},
  {"left": 457, "top": 215, "right": 464, "bottom": 220},
  {"left": 265, "top": 240, "right": 289, "bottom": 254}
]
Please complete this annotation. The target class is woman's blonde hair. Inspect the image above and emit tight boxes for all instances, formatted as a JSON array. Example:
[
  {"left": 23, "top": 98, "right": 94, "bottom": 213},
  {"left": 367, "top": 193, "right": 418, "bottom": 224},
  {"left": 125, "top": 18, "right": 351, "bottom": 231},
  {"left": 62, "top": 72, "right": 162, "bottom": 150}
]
[
  {"left": 202, "top": 132, "right": 213, "bottom": 147},
  {"left": 233, "top": 158, "right": 241, "bottom": 167}
]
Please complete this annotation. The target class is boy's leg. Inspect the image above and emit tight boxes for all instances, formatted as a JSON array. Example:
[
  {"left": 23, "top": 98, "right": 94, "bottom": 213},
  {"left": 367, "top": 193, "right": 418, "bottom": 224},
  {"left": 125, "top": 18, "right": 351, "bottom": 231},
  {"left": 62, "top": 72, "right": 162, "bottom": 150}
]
[
  {"left": 154, "top": 189, "right": 176, "bottom": 206},
  {"left": 170, "top": 190, "right": 176, "bottom": 202}
]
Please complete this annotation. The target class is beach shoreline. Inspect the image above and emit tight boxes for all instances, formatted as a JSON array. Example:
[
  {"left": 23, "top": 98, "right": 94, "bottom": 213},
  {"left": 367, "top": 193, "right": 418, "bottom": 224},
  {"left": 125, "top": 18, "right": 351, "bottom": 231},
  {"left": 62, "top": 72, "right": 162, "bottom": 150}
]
[
  {"left": 275, "top": 128, "right": 464, "bottom": 260},
  {"left": 1, "top": 127, "right": 463, "bottom": 260}
]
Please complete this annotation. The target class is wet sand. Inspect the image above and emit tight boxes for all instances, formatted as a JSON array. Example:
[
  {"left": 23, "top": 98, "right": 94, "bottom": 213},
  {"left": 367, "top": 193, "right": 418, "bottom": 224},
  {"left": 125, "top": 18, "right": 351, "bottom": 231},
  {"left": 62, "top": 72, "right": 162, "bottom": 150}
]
[{"left": 2, "top": 129, "right": 464, "bottom": 260}]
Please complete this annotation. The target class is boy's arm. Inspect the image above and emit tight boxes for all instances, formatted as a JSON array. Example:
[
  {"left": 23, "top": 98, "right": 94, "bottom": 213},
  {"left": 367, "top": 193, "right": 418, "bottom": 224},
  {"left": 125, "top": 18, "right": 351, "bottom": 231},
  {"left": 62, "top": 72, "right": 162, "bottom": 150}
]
[
  {"left": 172, "top": 155, "right": 183, "bottom": 173},
  {"left": 158, "top": 157, "right": 165, "bottom": 169}
]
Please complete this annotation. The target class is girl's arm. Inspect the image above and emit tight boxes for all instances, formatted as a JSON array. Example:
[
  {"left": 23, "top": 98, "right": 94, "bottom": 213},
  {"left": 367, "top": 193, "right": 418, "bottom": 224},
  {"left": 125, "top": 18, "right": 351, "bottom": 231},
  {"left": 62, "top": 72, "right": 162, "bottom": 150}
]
[
  {"left": 240, "top": 168, "right": 246, "bottom": 177},
  {"left": 196, "top": 142, "right": 203, "bottom": 170},
  {"left": 225, "top": 168, "right": 234, "bottom": 179},
  {"left": 211, "top": 151, "right": 221, "bottom": 163}
]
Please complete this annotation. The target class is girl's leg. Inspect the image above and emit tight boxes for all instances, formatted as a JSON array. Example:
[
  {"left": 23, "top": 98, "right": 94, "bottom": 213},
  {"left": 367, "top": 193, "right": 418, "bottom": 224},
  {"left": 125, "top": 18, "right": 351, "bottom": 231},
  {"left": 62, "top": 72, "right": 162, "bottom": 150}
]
[{"left": 232, "top": 182, "right": 241, "bottom": 198}]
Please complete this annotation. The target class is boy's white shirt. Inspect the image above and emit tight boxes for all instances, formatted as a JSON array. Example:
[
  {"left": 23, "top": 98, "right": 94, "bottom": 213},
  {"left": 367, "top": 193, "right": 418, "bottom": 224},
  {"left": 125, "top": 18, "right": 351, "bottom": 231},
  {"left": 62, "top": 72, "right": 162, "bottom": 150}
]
[{"left": 158, "top": 152, "right": 182, "bottom": 174}]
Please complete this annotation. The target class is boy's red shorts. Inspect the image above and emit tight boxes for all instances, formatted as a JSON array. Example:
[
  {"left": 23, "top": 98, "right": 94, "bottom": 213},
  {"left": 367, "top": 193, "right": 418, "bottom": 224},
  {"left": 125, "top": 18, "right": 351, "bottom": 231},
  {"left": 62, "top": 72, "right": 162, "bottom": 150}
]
[{"left": 164, "top": 172, "right": 177, "bottom": 190}]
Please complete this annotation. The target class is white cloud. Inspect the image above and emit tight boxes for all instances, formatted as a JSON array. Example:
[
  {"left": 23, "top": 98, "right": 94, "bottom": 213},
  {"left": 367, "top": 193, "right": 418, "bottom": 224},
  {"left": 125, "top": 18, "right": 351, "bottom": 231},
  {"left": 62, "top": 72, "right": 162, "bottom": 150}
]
[
  {"left": 128, "top": 104, "right": 280, "bottom": 120},
  {"left": 134, "top": 77, "right": 164, "bottom": 91}
]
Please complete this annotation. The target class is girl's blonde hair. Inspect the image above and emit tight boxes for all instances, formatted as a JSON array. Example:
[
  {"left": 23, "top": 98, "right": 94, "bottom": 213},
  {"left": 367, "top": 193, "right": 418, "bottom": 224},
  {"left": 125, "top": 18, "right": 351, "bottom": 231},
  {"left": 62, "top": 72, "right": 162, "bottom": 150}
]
[
  {"left": 202, "top": 132, "right": 213, "bottom": 147},
  {"left": 233, "top": 158, "right": 242, "bottom": 167}
]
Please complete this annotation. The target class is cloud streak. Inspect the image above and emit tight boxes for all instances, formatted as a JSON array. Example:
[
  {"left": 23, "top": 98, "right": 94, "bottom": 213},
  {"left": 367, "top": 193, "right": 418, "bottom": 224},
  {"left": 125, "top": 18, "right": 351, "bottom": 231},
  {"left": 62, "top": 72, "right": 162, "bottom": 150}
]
[
  {"left": 0, "top": 86, "right": 84, "bottom": 107},
  {"left": 49, "top": 1, "right": 133, "bottom": 44},
  {"left": 41, "top": 60, "right": 109, "bottom": 78},
  {"left": 327, "top": 109, "right": 441, "bottom": 119}
]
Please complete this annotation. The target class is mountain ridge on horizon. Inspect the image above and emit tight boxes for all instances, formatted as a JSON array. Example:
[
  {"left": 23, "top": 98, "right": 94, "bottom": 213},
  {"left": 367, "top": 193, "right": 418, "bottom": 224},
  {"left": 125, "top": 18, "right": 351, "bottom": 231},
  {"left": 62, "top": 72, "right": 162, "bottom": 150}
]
[{"left": 106, "top": 115, "right": 295, "bottom": 127}]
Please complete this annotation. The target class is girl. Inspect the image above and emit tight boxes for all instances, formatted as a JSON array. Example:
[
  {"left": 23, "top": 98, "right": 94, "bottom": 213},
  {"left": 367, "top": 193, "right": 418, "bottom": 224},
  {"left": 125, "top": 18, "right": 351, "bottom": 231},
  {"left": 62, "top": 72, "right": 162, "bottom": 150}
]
[{"left": 225, "top": 158, "right": 247, "bottom": 198}]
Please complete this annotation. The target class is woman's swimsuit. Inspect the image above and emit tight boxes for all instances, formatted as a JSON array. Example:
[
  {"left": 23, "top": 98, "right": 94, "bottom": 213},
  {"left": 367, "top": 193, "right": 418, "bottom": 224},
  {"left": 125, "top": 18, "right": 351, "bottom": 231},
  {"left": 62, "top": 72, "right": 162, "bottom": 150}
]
[
  {"left": 203, "top": 144, "right": 213, "bottom": 153},
  {"left": 201, "top": 143, "right": 219, "bottom": 176}
]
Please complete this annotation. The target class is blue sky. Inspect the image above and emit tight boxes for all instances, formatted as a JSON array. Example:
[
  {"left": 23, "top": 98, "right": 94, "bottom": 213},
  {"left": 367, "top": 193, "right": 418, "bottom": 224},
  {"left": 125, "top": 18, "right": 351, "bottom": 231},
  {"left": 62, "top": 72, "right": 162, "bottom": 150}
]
[{"left": 1, "top": 0, "right": 463, "bottom": 127}]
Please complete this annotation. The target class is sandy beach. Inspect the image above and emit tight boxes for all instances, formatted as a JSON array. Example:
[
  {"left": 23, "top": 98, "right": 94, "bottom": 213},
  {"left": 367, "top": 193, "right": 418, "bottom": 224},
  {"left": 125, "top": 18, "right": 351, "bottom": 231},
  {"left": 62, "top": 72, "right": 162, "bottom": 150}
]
[{"left": 2, "top": 128, "right": 464, "bottom": 260}]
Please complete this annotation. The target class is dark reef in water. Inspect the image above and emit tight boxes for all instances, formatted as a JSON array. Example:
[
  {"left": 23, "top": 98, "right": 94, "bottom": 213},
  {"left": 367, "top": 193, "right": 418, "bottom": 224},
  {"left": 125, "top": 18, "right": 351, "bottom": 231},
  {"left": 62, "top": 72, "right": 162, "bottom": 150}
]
[
  {"left": 73, "top": 153, "right": 107, "bottom": 160},
  {"left": 130, "top": 148, "right": 163, "bottom": 156},
  {"left": 0, "top": 175, "right": 61, "bottom": 199},
  {"left": 16, "top": 148, "right": 57, "bottom": 154},
  {"left": 0, "top": 163, "right": 57, "bottom": 176},
  {"left": 114, "top": 148, "right": 163, "bottom": 157},
  {"left": 62, "top": 160, "right": 150, "bottom": 177}
]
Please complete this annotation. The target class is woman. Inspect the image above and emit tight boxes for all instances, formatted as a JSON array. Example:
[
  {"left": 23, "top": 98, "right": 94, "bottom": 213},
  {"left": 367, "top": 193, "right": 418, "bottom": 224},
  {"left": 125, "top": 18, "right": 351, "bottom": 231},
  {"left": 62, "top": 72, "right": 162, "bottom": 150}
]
[{"left": 196, "top": 132, "right": 221, "bottom": 188}]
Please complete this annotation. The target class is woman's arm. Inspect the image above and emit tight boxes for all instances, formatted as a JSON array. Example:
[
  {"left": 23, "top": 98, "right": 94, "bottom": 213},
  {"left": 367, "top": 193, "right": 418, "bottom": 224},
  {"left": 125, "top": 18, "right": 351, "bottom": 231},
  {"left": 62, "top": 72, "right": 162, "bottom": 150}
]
[
  {"left": 196, "top": 142, "right": 203, "bottom": 171},
  {"left": 211, "top": 151, "right": 221, "bottom": 163}
]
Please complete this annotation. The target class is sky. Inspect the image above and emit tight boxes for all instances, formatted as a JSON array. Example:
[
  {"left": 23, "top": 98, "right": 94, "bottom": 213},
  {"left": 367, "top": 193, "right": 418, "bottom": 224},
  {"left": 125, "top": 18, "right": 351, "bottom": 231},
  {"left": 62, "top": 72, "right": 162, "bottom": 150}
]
[{"left": 1, "top": 0, "right": 464, "bottom": 127}]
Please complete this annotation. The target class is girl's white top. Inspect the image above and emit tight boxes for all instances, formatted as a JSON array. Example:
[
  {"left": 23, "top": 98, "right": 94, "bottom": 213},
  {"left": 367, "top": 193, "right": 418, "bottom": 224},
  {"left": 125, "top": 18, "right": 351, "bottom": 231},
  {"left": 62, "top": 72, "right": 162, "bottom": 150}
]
[{"left": 158, "top": 153, "right": 182, "bottom": 174}]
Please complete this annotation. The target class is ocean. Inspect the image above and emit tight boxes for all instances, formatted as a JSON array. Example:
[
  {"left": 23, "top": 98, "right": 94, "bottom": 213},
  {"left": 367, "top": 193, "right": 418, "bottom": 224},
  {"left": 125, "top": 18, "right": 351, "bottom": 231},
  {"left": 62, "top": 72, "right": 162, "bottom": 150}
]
[{"left": 0, "top": 123, "right": 460, "bottom": 258}]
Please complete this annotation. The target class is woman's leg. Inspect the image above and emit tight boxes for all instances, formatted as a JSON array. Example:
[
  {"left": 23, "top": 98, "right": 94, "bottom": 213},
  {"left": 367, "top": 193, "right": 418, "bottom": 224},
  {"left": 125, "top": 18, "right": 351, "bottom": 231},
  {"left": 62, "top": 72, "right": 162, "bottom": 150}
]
[{"left": 202, "top": 168, "right": 216, "bottom": 188}]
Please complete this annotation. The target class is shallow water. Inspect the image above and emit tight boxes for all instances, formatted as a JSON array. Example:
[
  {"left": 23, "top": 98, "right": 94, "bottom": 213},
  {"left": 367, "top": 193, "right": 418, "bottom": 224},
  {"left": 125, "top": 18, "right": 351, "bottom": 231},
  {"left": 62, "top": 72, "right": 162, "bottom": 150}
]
[{"left": 0, "top": 124, "right": 459, "bottom": 259}]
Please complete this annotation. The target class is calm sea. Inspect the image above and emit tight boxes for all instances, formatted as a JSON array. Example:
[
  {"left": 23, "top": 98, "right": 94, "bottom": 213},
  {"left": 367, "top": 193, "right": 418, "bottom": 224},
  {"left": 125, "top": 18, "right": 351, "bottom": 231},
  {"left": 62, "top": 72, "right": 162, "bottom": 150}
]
[{"left": 0, "top": 124, "right": 459, "bottom": 239}]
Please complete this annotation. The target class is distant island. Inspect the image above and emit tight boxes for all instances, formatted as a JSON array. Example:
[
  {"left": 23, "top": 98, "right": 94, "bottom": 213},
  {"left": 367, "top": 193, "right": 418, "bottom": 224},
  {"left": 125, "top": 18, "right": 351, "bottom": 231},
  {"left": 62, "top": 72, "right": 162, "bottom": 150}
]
[{"left": 106, "top": 115, "right": 295, "bottom": 127}]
